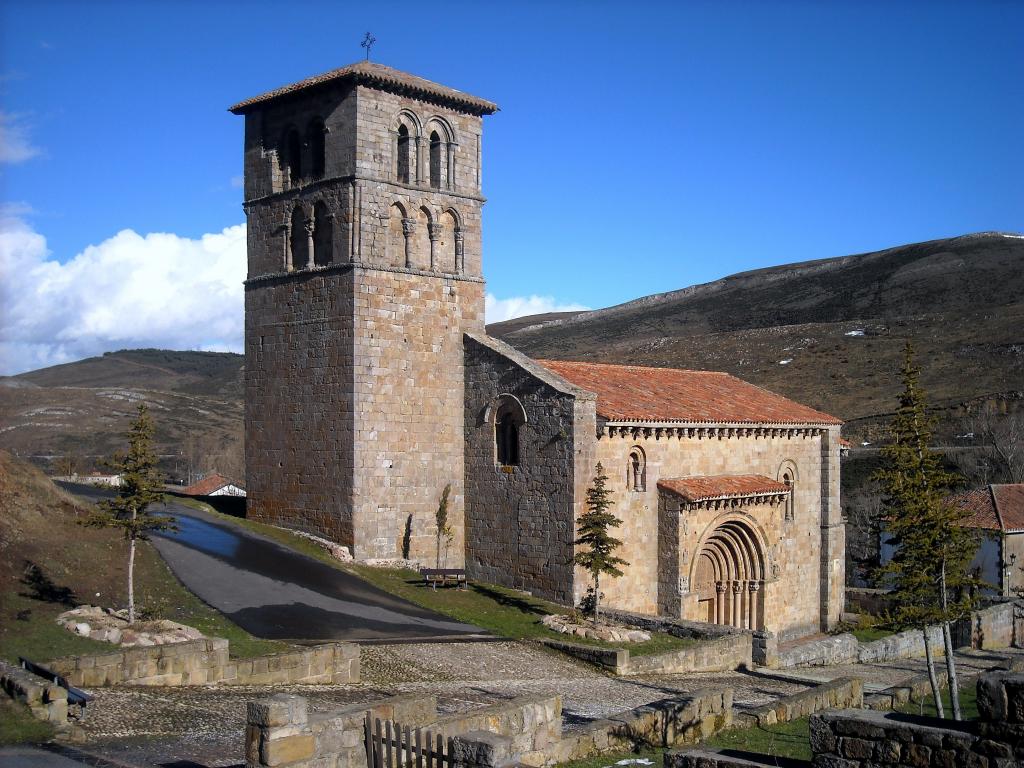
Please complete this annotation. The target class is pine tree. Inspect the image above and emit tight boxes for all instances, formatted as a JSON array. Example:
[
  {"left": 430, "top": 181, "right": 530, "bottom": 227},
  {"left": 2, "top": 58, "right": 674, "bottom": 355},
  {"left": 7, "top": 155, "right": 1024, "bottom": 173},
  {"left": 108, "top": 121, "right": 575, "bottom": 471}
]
[
  {"left": 875, "top": 343, "right": 981, "bottom": 719},
  {"left": 82, "top": 404, "right": 173, "bottom": 624},
  {"left": 573, "top": 462, "right": 628, "bottom": 623}
]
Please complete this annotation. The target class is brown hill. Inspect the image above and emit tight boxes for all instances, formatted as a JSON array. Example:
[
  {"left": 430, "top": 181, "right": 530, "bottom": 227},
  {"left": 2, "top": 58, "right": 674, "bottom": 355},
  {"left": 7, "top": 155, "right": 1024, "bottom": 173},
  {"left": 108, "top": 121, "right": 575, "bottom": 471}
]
[
  {"left": 489, "top": 232, "right": 1024, "bottom": 443},
  {"left": 0, "top": 349, "right": 243, "bottom": 482}
]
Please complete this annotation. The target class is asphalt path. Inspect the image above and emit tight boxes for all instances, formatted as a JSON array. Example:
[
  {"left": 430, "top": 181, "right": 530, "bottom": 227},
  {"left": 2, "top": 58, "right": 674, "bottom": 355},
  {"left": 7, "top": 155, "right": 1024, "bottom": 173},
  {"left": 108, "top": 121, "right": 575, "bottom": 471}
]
[{"left": 59, "top": 483, "right": 487, "bottom": 643}]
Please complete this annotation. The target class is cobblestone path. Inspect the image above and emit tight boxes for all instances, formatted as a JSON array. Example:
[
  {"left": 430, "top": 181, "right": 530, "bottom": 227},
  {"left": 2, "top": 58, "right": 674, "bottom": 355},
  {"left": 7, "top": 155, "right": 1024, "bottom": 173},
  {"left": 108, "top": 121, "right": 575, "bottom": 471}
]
[{"left": 73, "top": 642, "right": 1020, "bottom": 768}]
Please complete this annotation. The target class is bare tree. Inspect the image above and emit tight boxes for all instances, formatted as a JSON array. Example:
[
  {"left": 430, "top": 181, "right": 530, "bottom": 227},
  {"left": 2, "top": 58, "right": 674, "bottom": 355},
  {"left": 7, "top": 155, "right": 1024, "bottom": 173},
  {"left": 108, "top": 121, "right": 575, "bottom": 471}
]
[{"left": 967, "top": 409, "right": 1023, "bottom": 484}]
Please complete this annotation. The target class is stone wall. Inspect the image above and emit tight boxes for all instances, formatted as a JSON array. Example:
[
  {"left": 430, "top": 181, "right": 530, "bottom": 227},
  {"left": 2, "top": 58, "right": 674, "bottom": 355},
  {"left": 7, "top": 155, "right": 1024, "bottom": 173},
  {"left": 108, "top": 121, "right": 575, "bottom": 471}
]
[
  {"left": 593, "top": 424, "right": 842, "bottom": 637},
  {"left": 0, "top": 660, "right": 68, "bottom": 726},
  {"left": 845, "top": 587, "right": 893, "bottom": 616},
  {"left": 49, "top": 639, "right": 359, "bottom": 688},
  {"left": 245, "top": 692, "right": 561, "bottom": 768},
  {"left": 542, "top": 633, "right": 751, "bottom": 677},
  {"left": 734, "top": 677, "right": 863, "bottom": 728},
  {"left": 547, "top": 689, "right": 733, "bottom": 766},
  {"left": 967, "top": 599, "right": 1015, "bottom": 649},
  {"left": 777, "top": 633, "right": 858, "bottom": 667},
  {"left": 463, "top": 333, "right": 592, "bottom": 604},
  {"left": 810, "top": 672, "right": 1024, "bottom": 767}
]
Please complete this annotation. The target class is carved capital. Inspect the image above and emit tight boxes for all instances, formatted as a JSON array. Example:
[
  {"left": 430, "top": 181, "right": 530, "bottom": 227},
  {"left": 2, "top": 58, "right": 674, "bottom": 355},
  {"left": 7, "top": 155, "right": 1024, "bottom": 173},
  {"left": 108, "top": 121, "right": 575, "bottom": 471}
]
[
  {"left": 402, "top": 218, "right": 415, "bottom": 237},
  {"left": 303, "top": 218, "right": 315, "bottom": 236},
  {"left": 428, "top": 223, "right": 441, "bottom": 240},
  {"left": 716, "top": 582, "right": 727, "bottom": 594},
  {"left": 454, "top": 230, "right": 464, "bottom": 243}
]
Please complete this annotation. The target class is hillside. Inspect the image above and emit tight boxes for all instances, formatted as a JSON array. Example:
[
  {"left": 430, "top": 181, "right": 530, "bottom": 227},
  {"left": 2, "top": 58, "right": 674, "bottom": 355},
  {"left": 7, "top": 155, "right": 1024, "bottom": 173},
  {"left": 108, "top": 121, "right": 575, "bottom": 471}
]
[
  {"left": 490, "top": 232, "right": 1024, "bottom": 442},
  {"left": 0, "top": 349, "right": 243, "bottom": 481}
]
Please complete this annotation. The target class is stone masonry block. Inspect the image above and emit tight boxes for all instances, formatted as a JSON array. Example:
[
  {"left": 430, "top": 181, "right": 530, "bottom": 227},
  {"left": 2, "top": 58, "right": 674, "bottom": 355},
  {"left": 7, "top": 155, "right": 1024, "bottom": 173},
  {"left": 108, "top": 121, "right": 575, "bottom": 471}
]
[
  {"left": 261, "top": 734, "right": 315, "bottom": 767},
  {"left": 249, "top": 695, "right": 309, "bottom": 728}
]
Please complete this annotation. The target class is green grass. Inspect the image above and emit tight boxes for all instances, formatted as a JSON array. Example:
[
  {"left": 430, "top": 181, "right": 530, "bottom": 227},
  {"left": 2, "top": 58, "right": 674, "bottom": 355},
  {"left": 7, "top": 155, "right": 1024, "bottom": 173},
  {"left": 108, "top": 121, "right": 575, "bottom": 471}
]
[
  {"left": 0, "top": 698, "right": 55, "bottom": 745},
  {"left": 0, "top": 592, "right": 114, "bottom": 664},
  {"left": 707, "top": 717, "right": 813, "bottom": 761},
  {"left": 851, "top": 626, "right": 894, "bottom": 643},
  {"left": 187, "top": 506, "right": 693, "bottom": 657},
  {"left": 898, "top": 684, "right": 979, "bottom": 720}
]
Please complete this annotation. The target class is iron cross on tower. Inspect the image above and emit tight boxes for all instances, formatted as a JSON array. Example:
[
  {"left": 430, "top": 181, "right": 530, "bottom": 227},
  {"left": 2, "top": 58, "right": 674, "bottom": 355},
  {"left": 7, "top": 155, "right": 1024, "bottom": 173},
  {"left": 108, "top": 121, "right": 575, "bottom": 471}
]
[{"left": 360, "top": 32, "right": 376, "bottom": 60}]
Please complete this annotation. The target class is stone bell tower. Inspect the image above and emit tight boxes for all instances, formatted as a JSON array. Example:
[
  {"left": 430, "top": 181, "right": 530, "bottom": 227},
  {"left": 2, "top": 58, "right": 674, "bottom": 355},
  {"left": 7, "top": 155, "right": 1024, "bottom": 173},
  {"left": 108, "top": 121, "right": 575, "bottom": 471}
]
[{"left": 231, "top": 62, "right": 498, "bottom": 563}]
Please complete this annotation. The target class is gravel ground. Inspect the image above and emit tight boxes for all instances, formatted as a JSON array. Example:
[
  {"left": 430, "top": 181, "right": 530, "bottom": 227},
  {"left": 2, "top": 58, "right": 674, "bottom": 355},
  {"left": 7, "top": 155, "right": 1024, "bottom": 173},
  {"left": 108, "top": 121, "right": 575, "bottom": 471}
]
[{"left": 70, "top": 642, "right": 1021, "bottom": 768}]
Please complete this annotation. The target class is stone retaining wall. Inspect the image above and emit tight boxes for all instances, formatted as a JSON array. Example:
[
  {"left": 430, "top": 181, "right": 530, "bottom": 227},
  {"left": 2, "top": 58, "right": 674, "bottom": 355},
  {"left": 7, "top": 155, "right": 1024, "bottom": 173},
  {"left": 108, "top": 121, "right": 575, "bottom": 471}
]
[
  {"left": 810, "top": 672, "right": 1024, "bottom": 767},
  {"left": 666, "top": 749, "right": 809, "bottom": 768},
  {"left": 967, "top": 599, "right": 1014, "bottom": 649},
  {"left": 246, "top": 687, "right": 733, "bottom": 768},
  {"left": 733, "top": 677, "right": 862, "bottom": 728},
  {"left": 0, "top": 661, "right": 68, "bottom": 726},
  {"left": 600, "top": 608, "right": 745, "bottom": 640},
  {"left": 543, "top": 633, "right": 750, "bottom": 676},
  {"left": 245, "top": 692, "right": 561, "bottom": 768},
  {"left": 546, "top": 688, "right": 733, "bottom": 766},
  {"left": 776, "top": 633, "right": 857, "bottom": 667},
  {"left": 856, "top": 625, "right": 943, "bottom": 664},
  {"left": 845, "top": 587, "right": 892, "bottom": 616},
  {"left": 49, "top": 639, "right": 359, "bottom": 687}
]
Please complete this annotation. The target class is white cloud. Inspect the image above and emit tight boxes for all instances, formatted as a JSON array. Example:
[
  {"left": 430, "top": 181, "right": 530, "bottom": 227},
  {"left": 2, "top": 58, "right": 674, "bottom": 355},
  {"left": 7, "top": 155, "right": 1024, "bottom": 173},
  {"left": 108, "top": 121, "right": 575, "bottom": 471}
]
[
  {"left": 0, "top": 111, "right": 41, "bottom": 164},
  {"left": 485, "top": 293, "right": 589, "bottom": 324},
  {"left": 0, "top": 208, "right": 246, "bottom": 375}
]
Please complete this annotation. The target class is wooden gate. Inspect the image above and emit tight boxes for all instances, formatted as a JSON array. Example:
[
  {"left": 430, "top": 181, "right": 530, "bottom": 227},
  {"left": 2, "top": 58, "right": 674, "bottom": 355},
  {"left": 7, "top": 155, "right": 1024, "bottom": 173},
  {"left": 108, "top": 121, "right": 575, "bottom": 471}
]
[{"left": 364, "top": 712, "right": 453, "bottom": 768}]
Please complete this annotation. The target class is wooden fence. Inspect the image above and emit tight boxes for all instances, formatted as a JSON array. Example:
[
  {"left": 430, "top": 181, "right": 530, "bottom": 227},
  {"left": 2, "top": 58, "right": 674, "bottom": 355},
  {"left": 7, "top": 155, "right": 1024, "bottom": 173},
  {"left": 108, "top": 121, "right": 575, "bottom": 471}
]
[{"left": 365, "top": 712, "right": 454, "bottom": 768}]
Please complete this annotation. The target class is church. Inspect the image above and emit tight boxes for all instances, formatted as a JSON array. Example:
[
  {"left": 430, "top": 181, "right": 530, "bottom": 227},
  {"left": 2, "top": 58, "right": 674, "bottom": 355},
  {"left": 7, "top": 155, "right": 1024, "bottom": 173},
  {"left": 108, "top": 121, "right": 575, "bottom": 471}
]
[{"left": 230, "top": 61, "right": 845, "bottom": 641}]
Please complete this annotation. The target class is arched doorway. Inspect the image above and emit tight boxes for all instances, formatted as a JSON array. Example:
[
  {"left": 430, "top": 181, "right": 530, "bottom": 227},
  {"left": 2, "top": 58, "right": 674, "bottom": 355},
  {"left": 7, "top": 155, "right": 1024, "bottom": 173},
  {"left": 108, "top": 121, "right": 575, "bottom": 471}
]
[{"left": 692, "top": 519, "right": 766, "bottom": 630}]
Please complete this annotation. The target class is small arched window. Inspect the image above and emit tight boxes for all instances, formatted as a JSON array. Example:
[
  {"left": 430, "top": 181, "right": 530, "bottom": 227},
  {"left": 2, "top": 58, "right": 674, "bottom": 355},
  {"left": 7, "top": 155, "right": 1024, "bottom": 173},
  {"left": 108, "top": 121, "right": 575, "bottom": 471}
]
[
  {"left": 290, "top": 205, "right": 308, "bottom": 271},
  {"left": 429, "top": 131, "right": 442, "bottom": 189},
  {"left": 313, "top": 201, "right": 332, "bottom": 266},
  {"left": 308, "top": 119, "right": 326, "bottom": 179},
  {"left": 626, "top": 447, "right": 646, "bottom": 492},
  {"left": 285, "top": 128, "right": 302, "bottom": 187},
  {"left": 396, "top": 124, "right": 410, "bottom": 184},
  {"left": 492, "top": 395, "right": 527, "bottom": 468},
  {"left": 778, "top": 462, "right": 797, "bottom": 522}
]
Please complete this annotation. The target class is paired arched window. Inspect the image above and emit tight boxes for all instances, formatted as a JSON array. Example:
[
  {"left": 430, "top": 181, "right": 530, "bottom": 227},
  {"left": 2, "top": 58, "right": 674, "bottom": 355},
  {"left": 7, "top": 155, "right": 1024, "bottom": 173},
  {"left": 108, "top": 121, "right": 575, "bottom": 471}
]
[
  {"left": 290, "top": 205, "right": 308, "bottom": 270},
  {"left": 429, "top": 131, "right": 442, "bottom": 189},
  {"left": 626, "top": 447, "right": 646, "bottom": 492},
  {"left": 778, "top": 461, "right": 797, "bottom": 522},
  {"left": 313, "top": 201, "right": 332, "bottom": 266},
  {"left": 308, "top": 118, "right": 326, "bottom": 180},
  {"left": 396, "top": 124, "right": 411, "bottom": 184},
  {"left": 492, "top": 395, "right": 527, "bottom": 468}
]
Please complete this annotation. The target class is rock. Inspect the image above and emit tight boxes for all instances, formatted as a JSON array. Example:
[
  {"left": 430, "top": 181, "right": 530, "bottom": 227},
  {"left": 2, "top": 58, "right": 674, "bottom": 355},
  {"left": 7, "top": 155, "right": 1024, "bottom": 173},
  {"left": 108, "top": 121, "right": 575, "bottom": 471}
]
[{"left": 74, "top": 623, "right": 91, "bottom": 636}]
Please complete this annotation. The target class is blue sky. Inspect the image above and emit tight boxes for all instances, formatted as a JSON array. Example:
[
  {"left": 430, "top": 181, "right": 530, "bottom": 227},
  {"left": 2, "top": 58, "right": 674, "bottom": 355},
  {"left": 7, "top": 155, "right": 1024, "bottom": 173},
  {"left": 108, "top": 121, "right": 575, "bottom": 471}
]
[{"left": 1, "top": 0, "right": 1021, "bottom": 374}]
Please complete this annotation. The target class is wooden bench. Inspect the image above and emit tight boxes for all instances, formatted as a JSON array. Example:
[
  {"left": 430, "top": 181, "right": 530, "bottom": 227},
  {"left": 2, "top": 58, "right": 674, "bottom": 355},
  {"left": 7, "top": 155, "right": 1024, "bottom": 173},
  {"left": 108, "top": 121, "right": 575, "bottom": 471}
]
[{"left": 420, "top": 568, "right": 467, "bottom": 590}]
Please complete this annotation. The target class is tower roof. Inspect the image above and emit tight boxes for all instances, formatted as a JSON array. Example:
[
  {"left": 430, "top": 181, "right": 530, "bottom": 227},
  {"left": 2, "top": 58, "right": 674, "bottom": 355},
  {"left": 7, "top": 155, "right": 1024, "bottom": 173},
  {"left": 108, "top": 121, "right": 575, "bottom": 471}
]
[{"left": 229, "top": 60, "right": 499, "bottom": 115}]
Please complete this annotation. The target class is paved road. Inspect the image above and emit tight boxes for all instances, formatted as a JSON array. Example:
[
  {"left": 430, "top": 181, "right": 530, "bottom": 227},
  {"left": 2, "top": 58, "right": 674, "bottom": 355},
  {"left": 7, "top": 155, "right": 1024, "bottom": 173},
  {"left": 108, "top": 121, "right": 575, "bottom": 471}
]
[{"left": 59, "top": 483, "right": 486, "bottom": 643}]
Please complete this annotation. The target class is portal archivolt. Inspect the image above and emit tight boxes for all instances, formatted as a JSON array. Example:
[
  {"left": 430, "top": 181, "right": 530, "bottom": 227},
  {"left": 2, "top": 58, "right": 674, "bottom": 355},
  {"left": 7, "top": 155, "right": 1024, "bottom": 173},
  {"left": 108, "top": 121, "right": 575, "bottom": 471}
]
[{"left": 691, "top": 519, "right": 765, "bottom": 630}]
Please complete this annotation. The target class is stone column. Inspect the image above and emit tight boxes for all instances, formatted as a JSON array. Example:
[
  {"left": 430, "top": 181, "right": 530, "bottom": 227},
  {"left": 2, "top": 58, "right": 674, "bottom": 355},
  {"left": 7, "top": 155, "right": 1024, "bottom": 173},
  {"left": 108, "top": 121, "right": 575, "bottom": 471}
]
[
  {"left": 281, "top": 224, "right": 290, "bottom": 271},
  {"left": 304, "top": 217, "right": 315, "bottom": 269},
  {"left": 716, "top": 582, "right": 726, "bottom": 625},
  {"left": 749, "top": 581, "right": 761, "bottom": 630},
  {"left": 446, "top": 142, "right": 457, "bottom": 190},
  {"left": 428, "top": 223, "right": 440, "bottom": 271},
  {"left": 414, "top": 136, "right": 424, "bottom": 185},
  {"left": 401, "top": 218, "right": 415, "bottom": 269},
  {"left": 454, "top": 230, "right": 465, "bottom": 274},
  {"left": 732, "top": 581, "right": 743, "bottom": 627}
]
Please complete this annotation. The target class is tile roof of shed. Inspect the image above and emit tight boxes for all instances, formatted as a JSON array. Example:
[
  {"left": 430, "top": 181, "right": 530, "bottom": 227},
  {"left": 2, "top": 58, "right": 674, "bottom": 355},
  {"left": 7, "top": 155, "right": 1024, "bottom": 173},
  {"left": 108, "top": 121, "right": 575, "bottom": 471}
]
[
  {"left": 536, "top": 360, "right": 842, "bottom": 426},
  {"left": 182, "top": 473, "right": 239, "bottom": 496},
  {"left": 229, "top": 60, "right": 499, "bottom": 115},
  {"left": 658, "top": 475, "right": 791, "bottom": 503},
  {"left": 950, "top": 484, "right": 1024, "bottom": 533}
]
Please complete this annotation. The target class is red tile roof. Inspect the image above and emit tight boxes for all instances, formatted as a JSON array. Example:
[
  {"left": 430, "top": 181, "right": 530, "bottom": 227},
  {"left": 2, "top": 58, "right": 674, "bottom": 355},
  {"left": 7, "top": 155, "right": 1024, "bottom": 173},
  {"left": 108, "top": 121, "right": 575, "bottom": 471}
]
[
  {"left": 182, "top": 473, "right": 239, "bottom": 496},
  {"left": 993, "top": 484, "right": 1024, "bottom": 532},
  {"left": 229, "top": 61, "right": 499, "bottom": 115},
  {"left": 537, "top": 360, "right": 842, "bottom": 426},
  {"left": 658, "top": 475, "right": 791, "bottom": 503},
  {"left": 950, "top": 484, "right": 1024, "bottom": 532}
]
